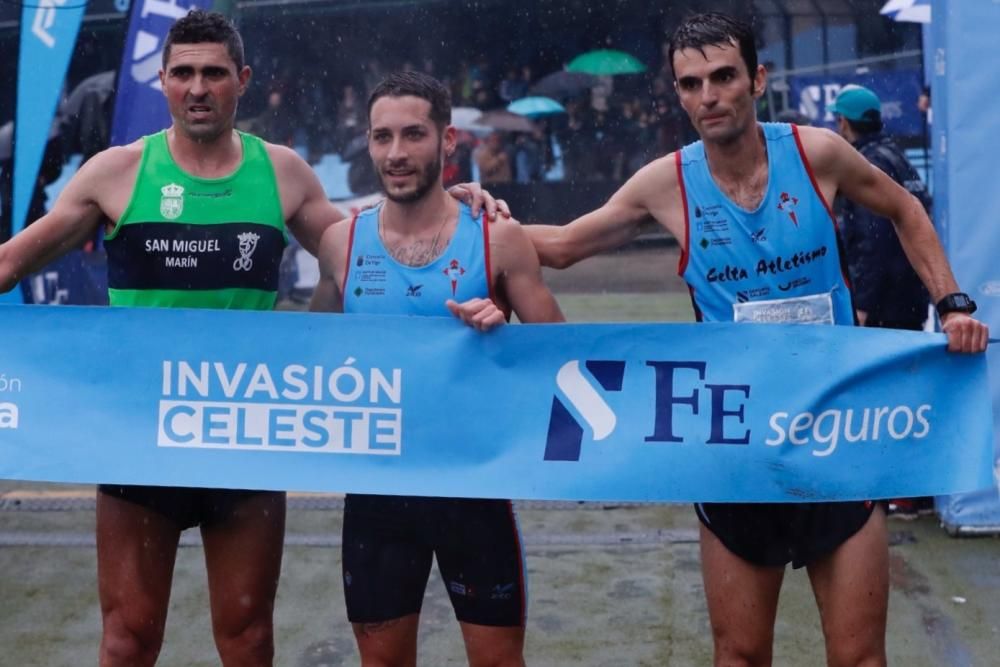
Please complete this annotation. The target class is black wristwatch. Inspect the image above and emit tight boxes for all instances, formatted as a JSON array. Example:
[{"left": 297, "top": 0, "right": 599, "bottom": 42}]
[{"left": 936, "top": 292, "right": 978, "bottom": 317}]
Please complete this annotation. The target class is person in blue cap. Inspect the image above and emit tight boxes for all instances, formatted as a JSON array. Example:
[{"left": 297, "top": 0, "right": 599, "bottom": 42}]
[
  {"left": 830, "top": 83, "right": 931, "bottom": 332},
  {"left": 831, "top": 84, "right": 935, "bottom": 519}
]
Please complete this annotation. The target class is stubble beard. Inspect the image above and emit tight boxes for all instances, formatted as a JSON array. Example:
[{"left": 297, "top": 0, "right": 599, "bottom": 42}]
[
  {"left": 173, "top": 97, "right": 234, "bottom": 144},
  {"left": 379, "top": 147, "right": 443, "bottom": 204}
]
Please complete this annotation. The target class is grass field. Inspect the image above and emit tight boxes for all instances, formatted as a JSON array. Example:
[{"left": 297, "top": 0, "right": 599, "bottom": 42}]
[{"left": 550, "top": 292, "right": 693, "bottom": 323}]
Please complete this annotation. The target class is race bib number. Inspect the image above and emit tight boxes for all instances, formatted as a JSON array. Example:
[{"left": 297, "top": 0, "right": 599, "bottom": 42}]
[{"left": 733, "top": 292, "right": 835, "bottom": 325}]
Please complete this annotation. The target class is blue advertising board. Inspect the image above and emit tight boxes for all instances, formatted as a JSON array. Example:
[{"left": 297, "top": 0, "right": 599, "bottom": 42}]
[
  {"left": 931, "top": 0, "right": 1000, "bottom": 533},
  {"left": 789, "top": 68, "right": 925, "bottom": 137}
]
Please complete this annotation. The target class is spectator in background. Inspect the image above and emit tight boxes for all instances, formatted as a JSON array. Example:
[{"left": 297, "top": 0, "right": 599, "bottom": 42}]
[
  {"left": 831, "top": 85, "right": 931, "bottom": 330},
  {"left": 334, "top": 84, "right": 364, "bottom": 154},
  {"left": 557, "top": 97, "right": 596, "bottom": 182},
  {"left": 918, "top": 85, "right": 932, "bottom": 123},
  {"left": 246, "top": 89, "right": 294, "bottom": 146},
  {"left": 499, "top": 67, "right": 527, "bottom": 102},
  {"left": 831, "top": 84, "right": 933, "bottom": 517},
  {"left": 517, "top": 64, "right": 534, "bottom": 97},
  {"left": 513, "top": 125, "right": 547, "bottom": 183},
  {"left": 475, "top": 132, "right": 512, "bottom": 184}
]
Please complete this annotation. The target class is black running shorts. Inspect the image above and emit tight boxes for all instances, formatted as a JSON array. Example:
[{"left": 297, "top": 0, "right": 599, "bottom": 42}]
[
  {"left": 342, "top": 494, "right": 526, "bottom": 627},
  {"left": 696, "top": 500, "right": 877, "bottom": 569},
  {"left": 98, "top": 484, "right": 282, "bottom": 530}
]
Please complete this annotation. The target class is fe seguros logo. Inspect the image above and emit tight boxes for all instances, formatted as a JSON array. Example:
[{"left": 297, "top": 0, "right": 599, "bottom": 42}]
[{"left": 544, "top": 359, "right": 932, "bottom": 461}]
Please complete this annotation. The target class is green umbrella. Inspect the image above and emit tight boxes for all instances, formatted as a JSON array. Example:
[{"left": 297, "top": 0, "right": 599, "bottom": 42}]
[{"left": 567, "top": 49, "right": 646, "bottom": 76}]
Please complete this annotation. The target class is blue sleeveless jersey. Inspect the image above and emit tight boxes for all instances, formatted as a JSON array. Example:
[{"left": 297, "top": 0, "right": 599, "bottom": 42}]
[
  {"left": 677, "top": 123, "right": 854, "bottom": 325},
  {"left": 343, "top": 202, "right": 491, "bottom": 316}
]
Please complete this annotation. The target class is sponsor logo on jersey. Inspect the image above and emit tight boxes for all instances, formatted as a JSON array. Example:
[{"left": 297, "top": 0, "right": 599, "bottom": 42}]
[{"left": 160, "top": 183, "right": 184, "bottom": 219}]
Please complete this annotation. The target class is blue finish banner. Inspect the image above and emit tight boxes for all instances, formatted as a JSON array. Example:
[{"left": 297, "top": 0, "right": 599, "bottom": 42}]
[
  {"left": 14, "top": 0, "right": 88, "bottom": 236},
  {"left": 0, "top": 306, "right": 994, "bottom": 502},
  {"left": 110, "top": 0, "right": 212, "bottom": 146}
]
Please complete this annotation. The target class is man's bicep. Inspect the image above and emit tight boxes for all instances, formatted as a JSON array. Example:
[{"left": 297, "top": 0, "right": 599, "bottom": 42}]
[
  {"left": 3, "top": 173, "right": 104, "bottom": 271},
  {"left": 498, "top": 224, "right": 565, "bottom": 323},
  {"left": 287, "top": 190, "right": 345, "bottom": 257},
  {"left": 827, "top": 139, "right": 910, "bottom": 222},
  {"left": 308, "top": 274, "right": 344, "bottom": 313},
  {"left": 282, "top": 151, "right": 345, "bottom": 256}
]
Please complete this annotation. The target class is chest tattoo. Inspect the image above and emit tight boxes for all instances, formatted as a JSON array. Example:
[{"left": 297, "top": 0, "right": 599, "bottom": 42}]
[{"left": 386, "top": 236, "right": 451, "bottom": 267}]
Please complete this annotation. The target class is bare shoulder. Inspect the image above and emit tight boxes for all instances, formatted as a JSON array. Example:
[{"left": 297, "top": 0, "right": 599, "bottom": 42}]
[
  {"left": 78, "top": 141, "right": 143, "bottom": 182},
  {"left": 487, "top": 216, "right": 539, "bottom": 272},
  {"left": 634, "top": 152, "right": 679, "bottom": 187},
  {"left": 794, "top": 125, "right": 850, "bottom": 167},
  {"left": 263, "top": 142, "right": 310, "bottom": 173},
  {"left": 619, "top": 152, "right": 681, "bottom": 210},
  {"left": 263, "top": 141, "right": 325, "bottom": 198},
  {"left": 486, "top": 215, "right": 528, "bottom": 242},
  {"left": 57, "top": 141, "right": 144, "bottom": 216}
]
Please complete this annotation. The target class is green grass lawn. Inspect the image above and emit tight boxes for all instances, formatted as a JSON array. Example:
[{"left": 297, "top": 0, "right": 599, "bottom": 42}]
[{"left": 552, "top": 291, "right": 694, "bottom": 323}]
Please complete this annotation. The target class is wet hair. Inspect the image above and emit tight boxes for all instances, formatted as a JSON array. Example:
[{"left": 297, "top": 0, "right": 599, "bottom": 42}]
[
  {"left": 162, "top": 10, "right": 245, "bottom": 71},
  {"left": 668, "top": 13, "right": 757, "bottom": 87},
  {"left": 845, "top": 113, "right": 884, "bottom": 136},
  {"left": 367, "top": 71, "right": 452, "bottom": 131}
]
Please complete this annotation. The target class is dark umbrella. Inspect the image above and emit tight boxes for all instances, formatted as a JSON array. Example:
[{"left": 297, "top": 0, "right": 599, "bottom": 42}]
[
  {"left": 58, "top": 70, "right": 117, "bottom": 158},
  {"left": 529, "top": 70, "right": 599, "bottom": 100},
  {"left": 59, "top": 70, "right": 116, "bottom": 120}
]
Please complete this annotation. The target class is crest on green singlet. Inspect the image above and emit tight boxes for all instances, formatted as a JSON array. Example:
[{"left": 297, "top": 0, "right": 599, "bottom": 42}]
[{"left": 159, "top": 183, "right": 184, "bottom": 219}]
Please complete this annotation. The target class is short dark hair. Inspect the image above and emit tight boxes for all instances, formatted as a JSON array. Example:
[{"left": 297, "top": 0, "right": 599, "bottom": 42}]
[
  {"left": 845, "top": 113, "right": 884, "bottom": 136},
  {"left": 367, "top": 71, "right": 452, "bottom": 131},
  {"left": 163, "top": 10, "right": 245, "bottom": 71},
  {"left": 668, "top": 13, "right": 757, "bottom": 85}
]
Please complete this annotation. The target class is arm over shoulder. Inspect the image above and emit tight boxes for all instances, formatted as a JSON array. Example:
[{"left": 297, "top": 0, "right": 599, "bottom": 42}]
[{"left": 524, "top": 153, "right": 683, "bottom": 269}]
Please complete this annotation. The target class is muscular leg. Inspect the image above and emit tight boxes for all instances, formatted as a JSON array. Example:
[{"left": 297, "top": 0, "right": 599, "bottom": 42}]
[
  {"left": 806, "top": 506, "right": 888, "bottom": 667},
  {"left": 97, "top": 492, "right": 181, "bottom": 667},
  {"left": 699, "top": 523, "right": 786, "bottom": 667},
  {"left": 352, "top": 614, "right": 421, "bottom": 667},
  {"left": 342, "top": 494, "right": 434, "bottom": 667},
  {"left": 201, "top": 491, "right": 286, "bottom": 667},
  {"left": 459, "top": 622, "right": 525, "bottom": 667}
]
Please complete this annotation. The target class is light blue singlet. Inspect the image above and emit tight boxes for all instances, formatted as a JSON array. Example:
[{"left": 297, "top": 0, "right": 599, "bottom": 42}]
[
  {"left": 343, "top": 202, "right": 491, "bottom": 316},
  {"left": 677, "top": 122, "right": 854, "bottom": 326}
]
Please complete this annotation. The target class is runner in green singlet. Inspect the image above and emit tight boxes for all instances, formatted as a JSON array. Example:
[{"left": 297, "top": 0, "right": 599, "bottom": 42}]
[{"left": 0, "top": 11, "right": 504, "bottom": 667}]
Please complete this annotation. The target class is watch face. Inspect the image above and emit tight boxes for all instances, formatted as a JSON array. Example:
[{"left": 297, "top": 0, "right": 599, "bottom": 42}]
[{"left": 939, "top": 293, "right": 977, "bottom": 315}]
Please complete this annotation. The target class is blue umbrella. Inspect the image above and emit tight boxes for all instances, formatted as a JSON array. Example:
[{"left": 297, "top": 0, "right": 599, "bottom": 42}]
[{"left": 507, "top": 96, "right": 566, "bottom": 118}]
